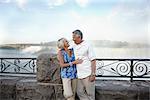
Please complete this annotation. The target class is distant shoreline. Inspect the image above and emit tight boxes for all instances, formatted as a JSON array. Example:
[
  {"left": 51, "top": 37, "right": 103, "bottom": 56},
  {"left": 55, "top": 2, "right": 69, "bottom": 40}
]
[{"left": 0, "top": 40, "right": 150, "bottom": 50}]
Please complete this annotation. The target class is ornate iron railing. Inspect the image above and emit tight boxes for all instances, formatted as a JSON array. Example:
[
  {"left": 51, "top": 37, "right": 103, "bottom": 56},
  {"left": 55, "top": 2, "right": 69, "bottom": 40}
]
[
  {"left": 0, "top": 58, "right": 36, "bottom": 74},
  {"left": 0, "top": 58, "right": 150, "bottom": 81},
  {"left": 96, "top": 59, "right": 150, "bottom": 81}
]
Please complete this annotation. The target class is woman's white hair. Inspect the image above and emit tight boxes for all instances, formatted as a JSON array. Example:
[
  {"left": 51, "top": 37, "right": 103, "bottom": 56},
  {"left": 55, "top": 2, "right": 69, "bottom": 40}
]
[{"left": 57, "top": 38, "right": 66, "bottom": 49}]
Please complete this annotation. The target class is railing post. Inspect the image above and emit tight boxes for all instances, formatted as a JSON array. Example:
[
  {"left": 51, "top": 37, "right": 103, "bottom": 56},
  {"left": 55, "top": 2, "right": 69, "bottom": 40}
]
[
  {"left": 32, "top": 59, "right": 35, "bottom": 73},
  {"left": 0, "top": 58, "right": 2, "bottom": 72},
  {"left": 130, "top": 60, "right": 134, "bottom": 82}
]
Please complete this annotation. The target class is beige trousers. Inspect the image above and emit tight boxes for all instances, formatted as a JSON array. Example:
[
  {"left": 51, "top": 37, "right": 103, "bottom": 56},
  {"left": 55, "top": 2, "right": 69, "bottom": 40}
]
[
  {"left": 62, "top": 78, "right": 77, "bottom": 100},
  {"left": 77, "top": 76, "right": 95, "bottom": 100}
]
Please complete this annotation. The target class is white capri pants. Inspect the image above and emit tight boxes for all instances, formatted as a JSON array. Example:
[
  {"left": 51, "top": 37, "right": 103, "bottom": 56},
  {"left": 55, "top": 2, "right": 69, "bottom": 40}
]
[{"left": 62, "top": 78, "right": 77, "bottom": 100}]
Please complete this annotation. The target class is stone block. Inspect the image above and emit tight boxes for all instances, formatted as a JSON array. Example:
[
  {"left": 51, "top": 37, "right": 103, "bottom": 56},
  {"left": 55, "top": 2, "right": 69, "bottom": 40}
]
[
  {"left": 16, "top": 79, "right": 65, "bottom": 100},
  {"left": 36, "top": 53, "right": 61, "bottom": 84}
]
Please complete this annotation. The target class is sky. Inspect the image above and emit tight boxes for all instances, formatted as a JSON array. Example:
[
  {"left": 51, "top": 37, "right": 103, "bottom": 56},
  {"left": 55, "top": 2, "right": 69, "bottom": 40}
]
[{"left": 0, "top": 0, "right": 149, "bottom": 44}]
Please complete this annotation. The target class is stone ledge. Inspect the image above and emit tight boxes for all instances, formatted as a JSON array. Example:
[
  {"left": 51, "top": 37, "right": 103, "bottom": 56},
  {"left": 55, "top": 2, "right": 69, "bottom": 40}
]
[
  {"left": 0, "top": 75, "right": 150, "bottom": 100},
  {"left": 95, "top": 80, "right": 150, "bottom": 100},
  {"left": 37, "top": 82, "right": 62, "bottom": 86},
  {"left": 16, "top": 78, "right": 65, "bottom": 100}
]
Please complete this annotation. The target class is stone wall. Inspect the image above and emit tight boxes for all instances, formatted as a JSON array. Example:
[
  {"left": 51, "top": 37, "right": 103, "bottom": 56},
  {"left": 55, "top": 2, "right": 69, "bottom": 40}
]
[
  {"left": 0, "top": 75, "right": 64, "bottom": 100},
  {"left": 0, "top": 76, "right": 17, "bottom": 100},
  {"left": 0, "top": 75, "right": 150, "bottom": 100},
  {"left": 16, "top": 79, "right": 64, "bottom": 100},
  {"left": 95, "top": 80, "right": 150, "bottom": 100}
]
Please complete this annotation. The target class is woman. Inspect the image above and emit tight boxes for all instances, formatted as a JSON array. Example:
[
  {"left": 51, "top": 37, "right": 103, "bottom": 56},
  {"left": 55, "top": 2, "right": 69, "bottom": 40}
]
[{"left": 57, "top": 38, "right": 82, "bottom": 100}]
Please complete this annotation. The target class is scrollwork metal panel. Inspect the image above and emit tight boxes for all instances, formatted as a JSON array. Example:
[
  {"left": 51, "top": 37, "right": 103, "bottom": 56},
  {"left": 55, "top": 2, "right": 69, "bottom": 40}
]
[
  {"left": 96, "top": 59, "right": 150, "bottom": 81},
  {"left": 0, "top": 58, "right": 36, "bottom": 74}
]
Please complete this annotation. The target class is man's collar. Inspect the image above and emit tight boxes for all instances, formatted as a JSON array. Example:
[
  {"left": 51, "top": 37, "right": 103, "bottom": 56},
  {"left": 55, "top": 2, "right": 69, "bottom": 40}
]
[{"left": 76, "top": 40, "right": 84, "bottom": 45}]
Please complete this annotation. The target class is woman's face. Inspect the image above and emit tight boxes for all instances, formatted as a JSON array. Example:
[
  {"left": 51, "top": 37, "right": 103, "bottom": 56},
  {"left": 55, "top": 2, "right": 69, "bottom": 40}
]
[{"left": 63, "top": 39, "right": 70, "bottom": 48}]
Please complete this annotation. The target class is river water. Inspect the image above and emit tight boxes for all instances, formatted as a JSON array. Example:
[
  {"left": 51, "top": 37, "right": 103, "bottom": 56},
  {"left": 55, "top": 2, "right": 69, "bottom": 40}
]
[{"left": 0, "top": 46, "right": 149, "bottom": 58}]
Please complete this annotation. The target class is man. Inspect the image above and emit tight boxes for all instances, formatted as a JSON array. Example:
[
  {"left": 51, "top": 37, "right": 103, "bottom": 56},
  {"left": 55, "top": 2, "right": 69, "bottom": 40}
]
[{"left": 72, "top": 29, "right": 96, "bottom": 100}]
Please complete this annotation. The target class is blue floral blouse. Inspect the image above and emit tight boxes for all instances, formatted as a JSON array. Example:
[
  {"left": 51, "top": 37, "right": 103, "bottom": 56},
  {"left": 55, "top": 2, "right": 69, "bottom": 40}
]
[{"left": 60, "top": 48, "right": 77, "bottom": 79}]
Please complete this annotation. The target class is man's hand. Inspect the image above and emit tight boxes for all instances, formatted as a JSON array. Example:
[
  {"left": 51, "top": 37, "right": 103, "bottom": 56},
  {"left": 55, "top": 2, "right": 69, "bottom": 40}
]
[{"left": 89, "top": 75, "right": 96, "bottom": 82}]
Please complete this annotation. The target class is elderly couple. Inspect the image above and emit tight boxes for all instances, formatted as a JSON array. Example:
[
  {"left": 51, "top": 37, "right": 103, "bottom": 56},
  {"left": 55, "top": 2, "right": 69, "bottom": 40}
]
[{"left": 57, "top": 30, "right": 96, "bottom": 100}]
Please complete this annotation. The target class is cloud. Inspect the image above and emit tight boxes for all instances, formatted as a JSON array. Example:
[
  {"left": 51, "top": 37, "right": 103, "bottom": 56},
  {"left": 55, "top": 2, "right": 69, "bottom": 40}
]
[
  {"left": 106, "top": 0, "right": 149, "bottom": 43},
  {"left": 15, "top": 0, "right": 27, "bottom": 10},
  {"left": 67, "top": 1, "right": 149, "bottom": 43},
  {"left": 0, "top": 0, "right": 11, "bottom": 3},
  {"left": 75, "top": 0, "right": 90, "bottom": 7},
  {"left": 108, "top": 1, "right": 148, "bottom": 29},
  {"left": 0, "top": 0, "right": 27, "bottom": 10},
  {"left": 47, "top": 0, "right": 91, "bottom": 9},
  {"left": 47, "top": 0, "right": 66, "bottom": 8},
  {"left": 66, "top": 10, "right": 117, "bottom": 40},
  {"left": 0, "top": 0, "right": 148, "bottom": 44}
]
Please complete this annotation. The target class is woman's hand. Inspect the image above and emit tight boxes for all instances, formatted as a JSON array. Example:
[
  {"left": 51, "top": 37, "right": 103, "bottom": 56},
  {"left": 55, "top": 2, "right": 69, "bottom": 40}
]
[
  {"left": 76, "top": 58, "right": 83, "bottom": 64},
  {"left": 73, "top": 58, "right": 83, "bottom": 64}
]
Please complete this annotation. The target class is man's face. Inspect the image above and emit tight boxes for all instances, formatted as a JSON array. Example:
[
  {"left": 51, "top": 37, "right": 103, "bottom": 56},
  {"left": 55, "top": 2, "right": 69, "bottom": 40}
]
[{"left": 72, "top": 33, "right": 81, "bottom": 44}]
